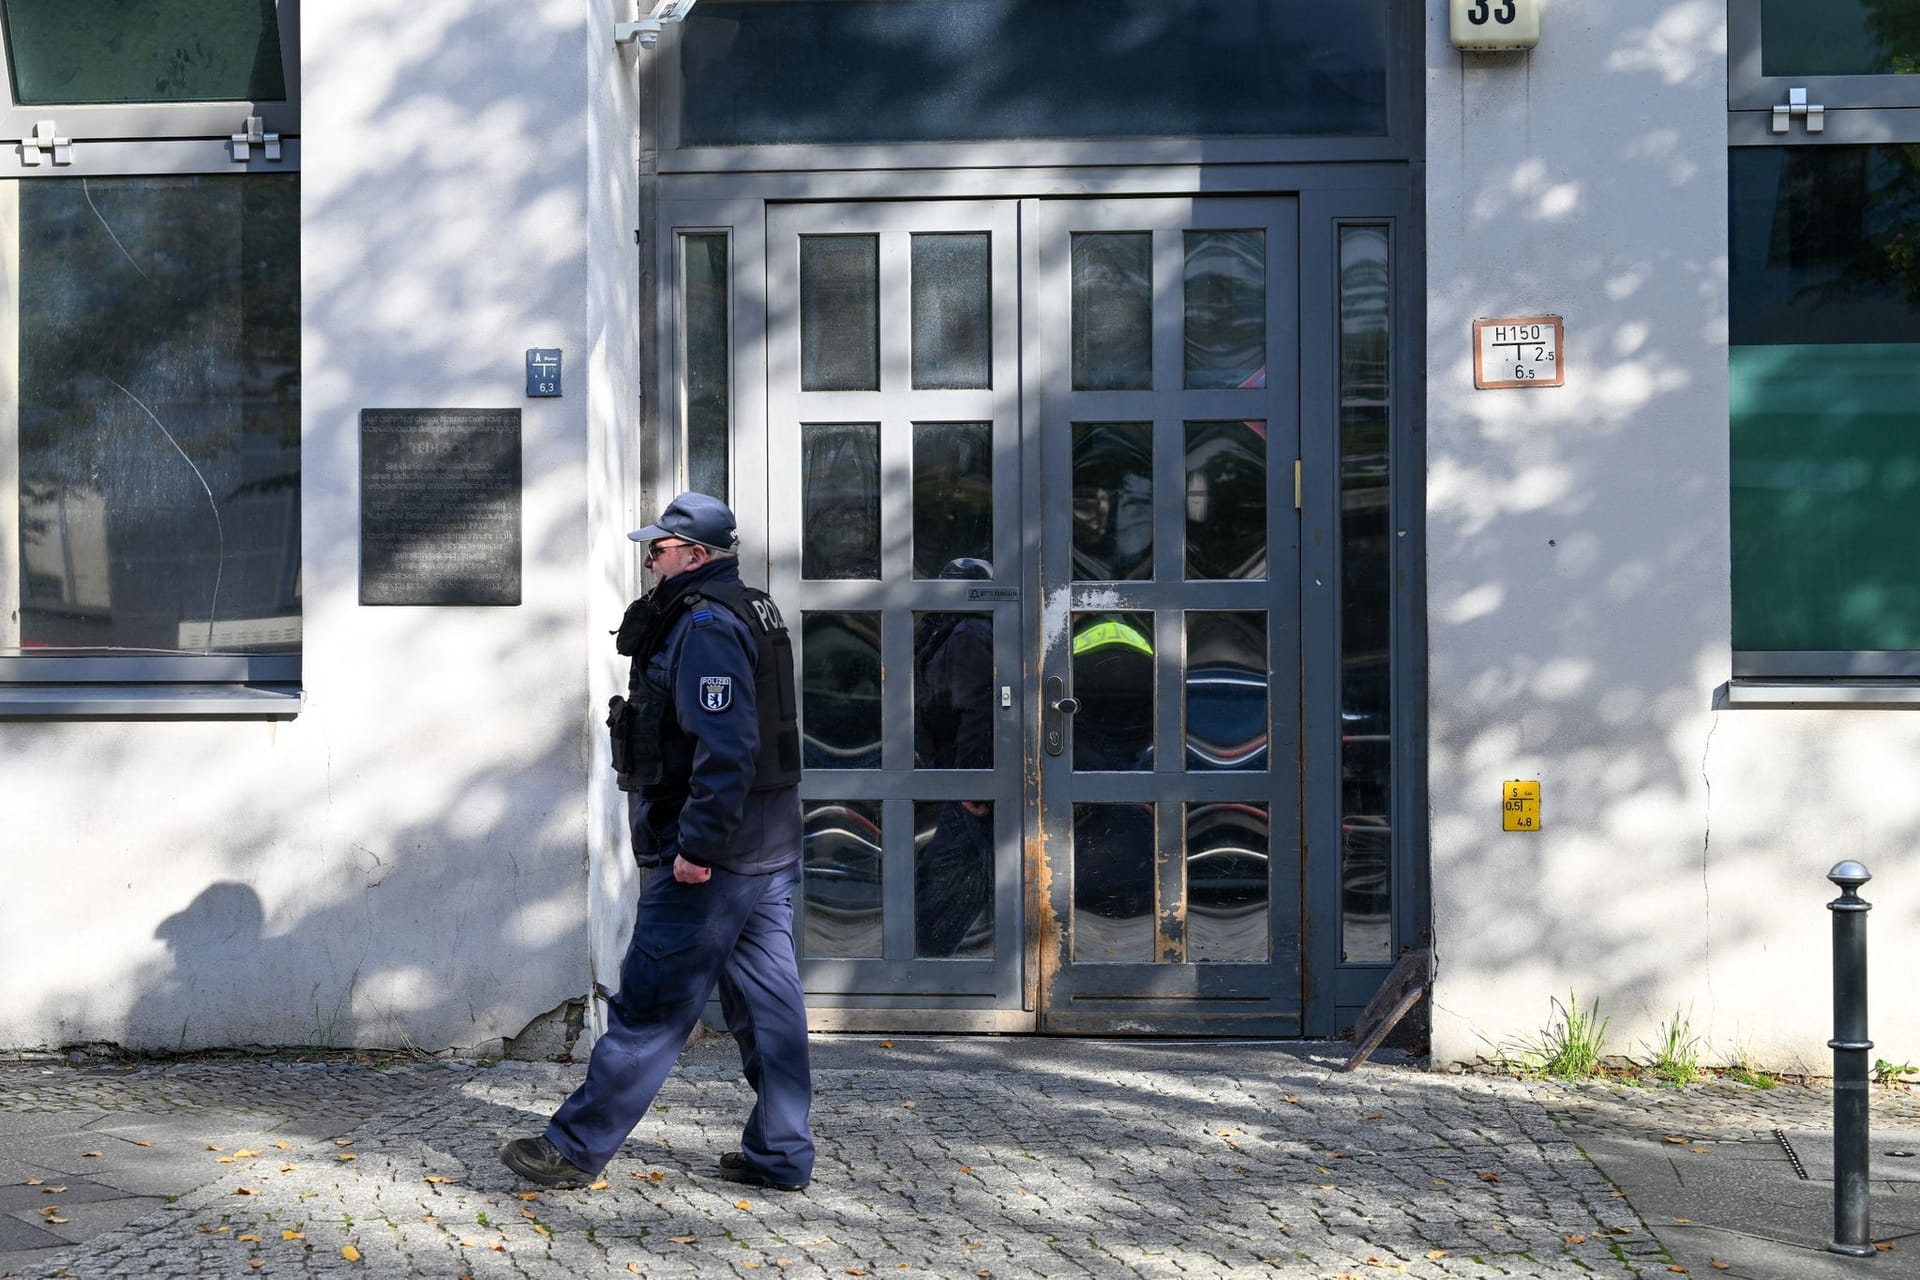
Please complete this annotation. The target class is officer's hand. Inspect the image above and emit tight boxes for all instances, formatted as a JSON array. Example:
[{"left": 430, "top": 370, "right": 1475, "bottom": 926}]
[{"left": 673, "top": 854, "right": 712, "bottom": 885}]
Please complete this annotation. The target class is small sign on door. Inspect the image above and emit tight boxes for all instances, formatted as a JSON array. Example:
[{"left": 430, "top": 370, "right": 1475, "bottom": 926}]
[
  {"left": 1473, "top": 316, "right": 1562, "bottom": 389},
  {"left": 1502, "top": 780, "right": 1541, "bottom": 832}
]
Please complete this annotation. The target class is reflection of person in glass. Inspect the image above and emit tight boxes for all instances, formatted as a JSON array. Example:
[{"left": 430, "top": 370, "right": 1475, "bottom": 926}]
[{"left": 913, "top": 557, "right": 995, "bottom": 958}]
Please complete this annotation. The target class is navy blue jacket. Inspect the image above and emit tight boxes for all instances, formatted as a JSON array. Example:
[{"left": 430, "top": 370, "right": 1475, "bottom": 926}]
[{"left": 629, "top": 559, "right": 803, "bottom": 875}]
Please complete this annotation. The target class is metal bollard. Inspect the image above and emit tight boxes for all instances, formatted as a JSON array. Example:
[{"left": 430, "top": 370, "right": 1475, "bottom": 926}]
[{"left": 1827, "top": 860, "right": 1875, "bottom": 1258}]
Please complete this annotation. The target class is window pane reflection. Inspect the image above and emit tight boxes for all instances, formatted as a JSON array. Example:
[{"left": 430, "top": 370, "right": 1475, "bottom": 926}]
[
  {"left": 914, "top": 800, "right": 993, "bottom": 958},
  {"left": 803, "top": 800, "right": 883, "bottom": 958},
  {"left": 801, "top": 423, "right": 879, "bottom": 579},
  {"left": 683, "top": 233, "right": 730, "bottom": 500},
  {"left": 1072, "top": 422, "right": 1153, "bottom": 581},
  {"left": 1071, "top": 802, "right": 1155, "bottom": 964},
  {"left": 15, "top": 175, "right": 300, "bottom": 654},
  {"left": 911, "top": 233, "right": 991, "bottom": 390},
  {"left": 914, "top": 610, "right": 993, "bottom": 770},
  {"left": 2, "top": 0, "right": 287, "bottom": 104},
  {"left": 1185, "top": 420, "right": 1267, "bottom": 579},
  {"left": 1186, "top": 802, "right": 1269, "bottom": 962},
  {"left": 1185, "top": 612, "right": 1267, "bottom": 772},
  {"left": 800, "top": 235, "right": 879, "bottom": 391},
  {"left": 912, "top": 422, "right": 992, "bottom": 578},
  {"left": 1072, "top": 611, "right": 1154, "bottom": 772},
  {"left": 1339, "top": 225, "right": 1391, "bottom": 962},
  {"left": 802, "top": 612, "right": 882, "bottom": 769},
  {"left": 1184, "top": 230, "right": 1265, "bottom": 389},
  {"left": 1760, "top": 0, "right": 1920, "bottom": 77},
  {"left": 1071, "top": 233, "right": 1152, "bottom": 390}
]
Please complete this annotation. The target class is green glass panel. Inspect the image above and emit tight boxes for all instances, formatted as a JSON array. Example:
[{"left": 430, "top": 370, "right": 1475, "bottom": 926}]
[
  {"left": 1761, "top": 0, "right": 1920, "bottom": 78},
  {"left": 3, "top": 0, "right": 286, "bottom": 105},
  {"left": 1731, "top": 343, "right": 1920, "bottom": 650}
]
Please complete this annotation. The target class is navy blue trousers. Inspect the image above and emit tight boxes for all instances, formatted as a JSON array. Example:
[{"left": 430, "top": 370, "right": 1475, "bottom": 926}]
[{"left": 545, "top": 861, "right": 814, "bottom": 1186}]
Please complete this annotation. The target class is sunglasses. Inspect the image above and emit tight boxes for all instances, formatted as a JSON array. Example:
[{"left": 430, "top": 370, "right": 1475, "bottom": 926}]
[{"left": 643, "top": 539, "right": 694, "bottom": 565}]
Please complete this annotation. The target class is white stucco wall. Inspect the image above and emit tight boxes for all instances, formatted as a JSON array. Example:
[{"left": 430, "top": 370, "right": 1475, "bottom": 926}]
[
  {"left": 0, "top": 0, "right": 624, "bottom": 1053},
  {"left": 1426, "top": 1, "right": 1920, "bottom": 1072}
]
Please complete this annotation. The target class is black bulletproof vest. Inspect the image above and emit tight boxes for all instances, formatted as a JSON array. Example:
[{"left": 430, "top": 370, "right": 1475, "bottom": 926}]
[{"left": 630, "top": 579, "right": 802, "bottom": 798}]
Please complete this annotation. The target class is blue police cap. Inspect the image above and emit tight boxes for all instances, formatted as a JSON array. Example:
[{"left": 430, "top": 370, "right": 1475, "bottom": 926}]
[{"left": 628, "top": 491, "right": 739, "bottom": 550}]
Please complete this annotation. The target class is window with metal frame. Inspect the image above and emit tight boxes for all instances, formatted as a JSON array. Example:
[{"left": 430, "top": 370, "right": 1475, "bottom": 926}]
[{"left": 0, "top": 0, "right": 300, "bottom": 717}]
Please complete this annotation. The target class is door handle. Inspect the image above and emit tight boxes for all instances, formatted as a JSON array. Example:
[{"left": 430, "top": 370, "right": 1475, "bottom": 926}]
[{"left": 1044, "top": 675, "right": 1077, "bottom": 756}]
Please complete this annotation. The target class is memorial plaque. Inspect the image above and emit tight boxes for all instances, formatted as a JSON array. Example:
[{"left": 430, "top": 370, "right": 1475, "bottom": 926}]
[{"left": 360, "top": 409, "right": 522, "bottom": 605}]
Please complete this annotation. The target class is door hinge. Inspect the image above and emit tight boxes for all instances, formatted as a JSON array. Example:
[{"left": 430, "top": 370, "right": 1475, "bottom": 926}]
[
  {"left": 19, "top": 119, "right": 70, "bottom": 166},
  {"left": 1294, "top": 459, "right": 1303, "bottom": 511},
  {"left": 230, "top": 116, "right": 282, "bottom": 163},
  {"left": 1772, "top": 87, "right": 1824, "bottom": 135}
]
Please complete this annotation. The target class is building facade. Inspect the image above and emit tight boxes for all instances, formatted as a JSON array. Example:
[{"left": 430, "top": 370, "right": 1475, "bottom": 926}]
[{"left": 0, "top": 1, "right": 1913, "bottom": 1073}]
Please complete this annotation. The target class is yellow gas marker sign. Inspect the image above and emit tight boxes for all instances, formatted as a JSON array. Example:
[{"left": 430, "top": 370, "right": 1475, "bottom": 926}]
[{"left": 1503, "top": 780, "right": 1540, "bottom": 832}]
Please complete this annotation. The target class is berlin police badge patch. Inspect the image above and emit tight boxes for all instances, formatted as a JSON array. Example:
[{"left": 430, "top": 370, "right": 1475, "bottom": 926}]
[{"left": 699, "top": 676, "right": 733, "bottom": 712}]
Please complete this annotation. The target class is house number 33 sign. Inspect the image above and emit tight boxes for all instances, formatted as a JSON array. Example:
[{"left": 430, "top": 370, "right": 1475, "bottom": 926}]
[{"left": 1450, "top": 0, "right": 1541, "bottom": 50}]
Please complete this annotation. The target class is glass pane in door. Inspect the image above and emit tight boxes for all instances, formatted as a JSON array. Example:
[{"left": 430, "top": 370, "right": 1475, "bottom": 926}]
[
  {"left": 1184, "top": 230, "right": 1266, "bottom": 389},
  {"left": 1185, "top": 420, "right": 1267, "bottom": 579},
  {"left": 1186, "top": 802, "right": 1270, "bottom": 963},
  {"left": 1761, "top": 0, "right": 1920, "bottom": 76},
  {"left": 1071, "top": 232, "right": 1152, "bottom": 390},
  {"left": 912, "top": 233, "right": 992, "bottom": 390},
  {"left": 801, "top": 235, "right": 880, "bottom": 391},
  {"left": 1185, "top": 612, "right": 1268, "bottom": 772},
  {"left": 1072, "top": 422, "right": 1153, "bottom": 581},
  {"left": 801, "top": 611, "right": 882, "bottom": 769},
  {"left": 801, "top": 423, "right": 880, "bottom": 579},
  {"left": 803, "top": 799, "right": 883, "bottom": 957},
  {"left": 914, "top": 799, "right": 993, "bottom": 958},
  {"left": 912, "top": 422, "right": 993, "bottom": 578},
  {"left": 1071, "top": 611, "right": 1154, "bottom": 772},
  {"left": 1072, "top": 802, "right": 1155, "bottom": 963}
]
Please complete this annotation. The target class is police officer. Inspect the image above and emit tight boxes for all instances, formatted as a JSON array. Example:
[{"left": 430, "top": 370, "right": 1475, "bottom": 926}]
[{"left": 501, "top": 492, "right": 814, "bottom": 1193}]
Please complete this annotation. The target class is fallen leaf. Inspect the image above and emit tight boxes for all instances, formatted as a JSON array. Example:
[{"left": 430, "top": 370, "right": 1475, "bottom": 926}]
[
  {"left": 424, "top": 1175, "right": 459, "bottom": 1185},
  {"left": 1314, "top": 1183, "right": 1336, "bottom": 1190},
  {"left": 901, "top": 1101, "right": 917, "bottom": 1109},
  {"left": 234, "top": 1187, "right": 256, "bottom": 1196},
  {"left": 964, "top": 1243, "right": 982, "bottom": 1251},
  {"left": 1672, "top": 1218, "right": 1693, "bottom": 1225},
  {"left": 1284, "top": 1094, "right": 1302, "bottom": 1104},
  {"left": 1876, "top": 1242, "right": 1897, "bottom": 1252},
  {"left": 337, "top": 1153, "right": 357, "bottom": 1162},
  {"left": 237, "top": 1233, "right": 263, "bottom": 1243},
  {"left": 744, "top": 1264, "right": 763, "bottom": 1271},
  {"left": 1425, "top": 1251, "right": 1447, "bottom": 1260},
  {"left": 24, "top": 1178, "right": 42, "bottom": 1185},
  {"left": 1366, "top": 1113, "right": 1384, "bottom": 1120},
  {"left": 283, "top": 1230, "right": 305, "bottom": 1241},
  {"left": 37, "top": 1207, "right": 60, "bottom": 1218},
  {"left": 248, "top": 1261, "right": 264, "bottom": 1270},
  {"left": 206, "top": 1145, "right": 224, "bottom": 1153},
  {"left": 590, "top": 1180, "right": 611, "bottom": 1191},
  {"left": 234, "top": 1149, "right": 259, "bottom": 1159},
  {"left": 1662, "top": 1136, "right": 1688, "bottom": 1145},
  {"left": 978, "top": 1272, "right": 993, "bottom": 1279},
  {"left": 959, "top": 1165, "right": 974, "bottom": 1174},
  {"left": 1432, "top": 1178, "right": 1451, "bottom": 1187},
  {"left": 45, "top": 1216, "right": 69, "bottom": 1225},
  {"left": 280, "top": 1164, "right": 298, "bottom": 1173},
  {"left": 42, "top": 1186, "right": 65, "bottom": 1194},
  {"left": 1477, "top": 1172, "right": 1501, "bottom": 1183},
  {"left": 628, "top": 1266, "right": 642, "bottom": 1274},
  {"left": 79, "top": 1151, "right": 101, "bottom": 1158},
  {"left": 422, "top": 1215, "right": 437, "bottom": 1225},
  {"left": 1217, "top": 1129, "right": 1239, "bottom": 1137},
  {"left": 648, "top": 1171, "right": 665, "bottom": 1183},
  {"left": 880, "top": 1040, "right": 893, "bottom": 1048},
  {"left": 516, "top": 1192, "right": 541, "bottom": 1202},
  {"left": 489, "top": 1243, "right": 504, "bottom": 1252},
  {"left": 342, "top": 1243, "right": 362, "bottom": 1262},
  {"left": 846, "top": 1270, "right": 867, "bottom": 1277},
  {"left": 460, "top": 1239, "right": 477, "bottom": 1247},
  {"left": 532, "top": 1223, "right": 552, "bottom": 1237},
  {"left": 736, "top": 1200, "right": 752, "bottom": 1210},
  {"left": 134, "top": 1141, "right": 152, "bottom": 1148},
  {"left": 670, "top": 1235, "right": 698, "bottom": 1245},
  {"left": 1564, "top": 1234, "right": 1587, "bottom": 1244},
  {"left": 1710, "top": 1263, "right": 1730, "bottom": 1272},
  {"left": 216, "top": 1226, "right": 232, "bottom": 1234},
  {"left": 776, "top": 1263, "right": 794, "bottom": 1270},
  {"left": 1689, "top": 1147, "right": 1709, "bottom": 1154},
  {"left": 275, "top": 1141, "right": 292, "bottom": 1150},
  {"left": 216, "top": 1157, "right": 238, "bottom": 1164},
  {"left": 335, "top": 1139, "right": 354, "bottom": 1148},
  {"left": 1668, "top": 1267, "right": 1688, "bottom": 1275}
]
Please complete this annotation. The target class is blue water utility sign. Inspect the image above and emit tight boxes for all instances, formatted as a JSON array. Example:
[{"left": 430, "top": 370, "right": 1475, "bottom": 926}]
[{"left": 526, "top": 348, "right": 562, "bottom": 397}]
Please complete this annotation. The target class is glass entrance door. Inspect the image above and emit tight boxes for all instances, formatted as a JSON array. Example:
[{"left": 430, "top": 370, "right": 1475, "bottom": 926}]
[
  {"left": 1031, "top": 198, "right": 1303, "bottom": 1034},
  {"left": 767, "top": 197, "right": 1304, "bottom": 1033}
]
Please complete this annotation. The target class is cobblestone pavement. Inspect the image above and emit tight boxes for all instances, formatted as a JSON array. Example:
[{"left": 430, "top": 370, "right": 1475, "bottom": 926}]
[{"left": 0, "top": 1039, "right": 1914, "bottom": 1279}]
